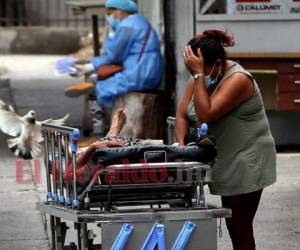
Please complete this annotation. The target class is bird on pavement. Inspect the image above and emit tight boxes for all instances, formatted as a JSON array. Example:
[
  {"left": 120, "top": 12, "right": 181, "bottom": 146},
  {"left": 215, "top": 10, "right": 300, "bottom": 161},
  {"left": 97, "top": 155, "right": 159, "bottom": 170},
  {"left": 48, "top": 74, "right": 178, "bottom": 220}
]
[{"left": 0, "top": 99, "right": 69, "bottom": 159}]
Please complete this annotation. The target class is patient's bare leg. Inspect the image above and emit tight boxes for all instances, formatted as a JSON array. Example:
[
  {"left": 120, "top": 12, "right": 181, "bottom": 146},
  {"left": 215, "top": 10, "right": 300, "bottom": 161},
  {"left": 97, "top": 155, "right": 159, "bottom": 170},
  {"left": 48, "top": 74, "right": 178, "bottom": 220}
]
[
  {"left": 106, "top": 109, "right": 127, "bottom": 136},
  {"left": 64, "top": 109, "right": 126, "bottom": 154}
]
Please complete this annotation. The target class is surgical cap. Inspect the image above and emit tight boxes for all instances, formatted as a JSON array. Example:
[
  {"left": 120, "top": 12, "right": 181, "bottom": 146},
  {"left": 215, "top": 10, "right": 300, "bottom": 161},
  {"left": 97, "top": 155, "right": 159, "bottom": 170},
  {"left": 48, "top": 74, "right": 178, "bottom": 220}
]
[{"left": 105, "top": 0, "right": 138, "bottom": 14}]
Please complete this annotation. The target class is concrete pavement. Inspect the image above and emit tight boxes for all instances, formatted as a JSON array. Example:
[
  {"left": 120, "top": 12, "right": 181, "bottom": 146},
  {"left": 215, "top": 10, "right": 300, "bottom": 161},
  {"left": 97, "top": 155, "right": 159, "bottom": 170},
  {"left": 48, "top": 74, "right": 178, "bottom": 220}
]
[
  {"left": 0, "top": 55, "right": 84, "bottom": 250},
  {"left": 0, "top": 70, "right": 48, "bottom": 250},
  {"left": 214, "top": 154, "right": 300, "bottom": 249},
  {"left": 0, "top": 55, "right": 299, "bottom": 249}
]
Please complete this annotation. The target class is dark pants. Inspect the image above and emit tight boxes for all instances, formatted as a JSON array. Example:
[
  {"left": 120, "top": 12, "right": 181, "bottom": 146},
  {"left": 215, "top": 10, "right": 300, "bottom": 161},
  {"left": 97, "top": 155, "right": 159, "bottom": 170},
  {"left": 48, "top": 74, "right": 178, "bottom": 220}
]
[{"left": 221, "top": 189, "right": 263, "bottom": 250}]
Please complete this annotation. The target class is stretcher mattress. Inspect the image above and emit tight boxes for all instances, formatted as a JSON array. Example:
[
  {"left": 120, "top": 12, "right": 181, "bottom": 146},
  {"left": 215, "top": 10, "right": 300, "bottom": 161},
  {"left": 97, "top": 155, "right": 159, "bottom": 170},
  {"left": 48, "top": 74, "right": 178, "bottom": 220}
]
[{"left": 89, "top": 144, "right": 216, "bottom": 167}]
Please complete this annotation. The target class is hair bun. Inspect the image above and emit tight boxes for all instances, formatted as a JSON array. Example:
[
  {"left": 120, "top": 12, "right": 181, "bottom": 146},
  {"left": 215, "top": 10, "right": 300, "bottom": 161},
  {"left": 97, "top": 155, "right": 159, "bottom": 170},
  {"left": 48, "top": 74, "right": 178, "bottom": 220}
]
[{"left": 203, "top": 30, "right": 235, "bottom": 47}]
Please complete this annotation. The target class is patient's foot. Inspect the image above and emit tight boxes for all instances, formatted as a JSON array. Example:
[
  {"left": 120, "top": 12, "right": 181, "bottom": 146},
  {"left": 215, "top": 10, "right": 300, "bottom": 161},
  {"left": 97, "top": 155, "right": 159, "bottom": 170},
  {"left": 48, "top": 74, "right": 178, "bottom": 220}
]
[{"left": 107, "top": 109, "right": 127, "bottom": 136}]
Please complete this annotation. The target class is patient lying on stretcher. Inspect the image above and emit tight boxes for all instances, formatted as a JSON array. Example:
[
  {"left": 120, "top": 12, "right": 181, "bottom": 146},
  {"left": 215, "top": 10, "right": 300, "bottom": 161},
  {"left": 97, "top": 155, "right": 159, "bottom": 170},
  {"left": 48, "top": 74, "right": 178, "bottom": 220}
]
[
  {"left": 76, "top": 109, "right": 164, "bottom": 165},
  {"left": 63, "top": 109, "right": 164, "bottom": 184},
  {"left": 61, "top": 109, "right": 215, "bottom": 186}
]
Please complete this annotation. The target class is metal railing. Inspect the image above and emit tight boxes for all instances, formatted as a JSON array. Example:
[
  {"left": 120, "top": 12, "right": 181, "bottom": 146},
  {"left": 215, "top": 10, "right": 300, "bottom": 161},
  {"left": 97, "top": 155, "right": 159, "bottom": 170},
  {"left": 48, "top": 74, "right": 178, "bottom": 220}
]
[{"left": 42, "top": 123, "right": 80, "bottom": 208}]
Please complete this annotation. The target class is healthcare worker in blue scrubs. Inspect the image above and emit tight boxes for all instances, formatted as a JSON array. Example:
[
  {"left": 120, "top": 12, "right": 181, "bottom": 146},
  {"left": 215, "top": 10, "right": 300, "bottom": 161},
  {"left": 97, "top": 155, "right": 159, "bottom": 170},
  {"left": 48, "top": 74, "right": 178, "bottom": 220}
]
[{"left": 65, "top": 0, "right": 164, "bottom": 108}]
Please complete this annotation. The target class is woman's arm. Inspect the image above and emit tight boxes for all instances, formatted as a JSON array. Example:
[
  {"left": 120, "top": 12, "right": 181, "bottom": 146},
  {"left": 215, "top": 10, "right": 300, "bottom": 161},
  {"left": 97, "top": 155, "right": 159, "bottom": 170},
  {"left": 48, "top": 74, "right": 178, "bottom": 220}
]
[
  {"left": 175, "top": 78, "right": 194, "bottom": 142},
  {"left": 193, "top": 73, "right": 254, "bottom": 123},
  {"left": 184, "top": 46, "right": 254, "bottom": 123}
]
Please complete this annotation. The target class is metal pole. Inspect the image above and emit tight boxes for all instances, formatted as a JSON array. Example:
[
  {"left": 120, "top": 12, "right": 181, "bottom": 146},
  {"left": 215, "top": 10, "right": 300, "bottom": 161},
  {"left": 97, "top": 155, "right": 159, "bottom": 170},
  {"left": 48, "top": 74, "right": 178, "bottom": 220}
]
[
  {"left": 77, "top": 223, "right": 82, "bottom": 250},
  {"left": 80, "top": 223, "right": 89, "bottom": 250},
  {"left": 167, "top": 117, "right": 175, "bottom": 144},
  {"left": 64, "top": 134, "right": 69, "bottom": 175},
  {"left": 51, "top": 132, "right": 60, "bottom": 250},
  {"left": 51, "top": 131, "right": 58, "bottom": 201},
  {"left": 43, "top": 131, "right": 52, "bottom": 197},
  {"left": 64, "top": 134, "right": 71, "bottom": 204},
  {"left": 57, "top": 133, "right": 64, "bottom": 205},
  {"left": 198, "top": 182, "right": 205, "bottom": 207},
  {"left": 44, "top": 130, "right": 56, "bottom": 250},
  {"left": 55, "top": 217, "right": 63, "bottom": 250},
  {"left": 92, "top": 15, "right": 100, "bottom": 56},
  {"left": 50, "top": 216, "right": 56, "bottom": 250},
  {"left": 0, "top": 0, "right": 6, "bottom": 26},
  {"left": 72, "top": 152, "right": 77, "bottom": 201},
  {"left": 70, "top": 129, "right": 80, "bottom": 208}
]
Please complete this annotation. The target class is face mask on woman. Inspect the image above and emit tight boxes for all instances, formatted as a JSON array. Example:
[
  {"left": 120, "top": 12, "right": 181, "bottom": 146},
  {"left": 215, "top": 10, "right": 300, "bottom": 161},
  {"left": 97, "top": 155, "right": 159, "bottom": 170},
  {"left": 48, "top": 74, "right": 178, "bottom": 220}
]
[
  {"left": 205, "top": 63, "right": 221, "bottom": 89},
  {"left": 106, "top": 14, "right": 120, "bottom": 30}
]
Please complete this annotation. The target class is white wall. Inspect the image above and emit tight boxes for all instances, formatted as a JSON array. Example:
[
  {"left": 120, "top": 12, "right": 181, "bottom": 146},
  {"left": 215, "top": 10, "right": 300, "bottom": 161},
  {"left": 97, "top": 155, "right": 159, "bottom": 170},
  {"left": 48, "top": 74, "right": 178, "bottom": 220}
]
[
  {"left": 174, "top": 0, "right": 195, "bottom": 106},
  {"left": 195, "top": 14, "right": 300, "bottom": 53},
  {"left": 138, "top": 0, "right": 164, "bottom": 40}
]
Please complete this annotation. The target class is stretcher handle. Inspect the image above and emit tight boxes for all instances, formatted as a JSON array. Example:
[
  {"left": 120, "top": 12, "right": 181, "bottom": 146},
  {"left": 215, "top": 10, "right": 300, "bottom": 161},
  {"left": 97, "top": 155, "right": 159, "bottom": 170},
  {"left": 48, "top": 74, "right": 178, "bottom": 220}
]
[
  {"left": 43, "top": 130, "right": 52, "bottom": 200},
  {"left": 57, "top": 133, "right": 64, "bottom": 201},
  {"left": 71, "top": 129, "right": 80, "bottom": 204}
]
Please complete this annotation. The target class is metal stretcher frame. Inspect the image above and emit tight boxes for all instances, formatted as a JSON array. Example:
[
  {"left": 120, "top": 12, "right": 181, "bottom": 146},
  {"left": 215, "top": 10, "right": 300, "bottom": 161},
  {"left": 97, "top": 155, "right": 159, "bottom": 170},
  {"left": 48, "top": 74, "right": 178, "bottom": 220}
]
[
  {"left": 77, "top": 161, "right": 212, "bottom": 210},
  {"left": 37, "top": 122, "right": 231, "bottom": 250}
]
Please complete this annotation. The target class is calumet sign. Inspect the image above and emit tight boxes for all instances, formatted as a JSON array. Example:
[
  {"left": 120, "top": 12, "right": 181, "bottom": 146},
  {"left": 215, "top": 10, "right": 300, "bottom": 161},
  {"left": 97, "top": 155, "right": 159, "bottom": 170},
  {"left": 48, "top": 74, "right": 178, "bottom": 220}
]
[{"left": 227, "top": 0, "right": 300, "bottom": 14}]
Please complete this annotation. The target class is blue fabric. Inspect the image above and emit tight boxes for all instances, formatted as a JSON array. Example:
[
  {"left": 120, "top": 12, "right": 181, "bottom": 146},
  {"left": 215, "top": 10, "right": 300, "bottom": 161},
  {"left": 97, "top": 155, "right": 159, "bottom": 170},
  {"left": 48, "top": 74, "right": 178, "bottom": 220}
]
[
  {"left": 102, "top": 32, "right": 115, "bottom": 54},
  {"left": 92, "top": 15, "right": 163, "bottom": 107},
  {"left": 105, "top": 0, "right": 138, "bottom": 14}
]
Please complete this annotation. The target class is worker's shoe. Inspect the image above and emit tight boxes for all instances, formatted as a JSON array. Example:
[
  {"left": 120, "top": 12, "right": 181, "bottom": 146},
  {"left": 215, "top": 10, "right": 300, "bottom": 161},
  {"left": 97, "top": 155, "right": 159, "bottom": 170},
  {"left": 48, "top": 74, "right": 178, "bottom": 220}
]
[{"left": 64, "top": 82, "right": 94, "bottom": 98}]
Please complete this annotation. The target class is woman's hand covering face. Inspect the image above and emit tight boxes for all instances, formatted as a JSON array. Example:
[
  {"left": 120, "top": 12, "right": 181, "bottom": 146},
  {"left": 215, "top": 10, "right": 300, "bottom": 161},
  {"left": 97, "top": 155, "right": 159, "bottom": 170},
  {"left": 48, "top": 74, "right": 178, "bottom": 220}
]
[{"left": 183, "top": 46, "right": 205, "bottom": 74}]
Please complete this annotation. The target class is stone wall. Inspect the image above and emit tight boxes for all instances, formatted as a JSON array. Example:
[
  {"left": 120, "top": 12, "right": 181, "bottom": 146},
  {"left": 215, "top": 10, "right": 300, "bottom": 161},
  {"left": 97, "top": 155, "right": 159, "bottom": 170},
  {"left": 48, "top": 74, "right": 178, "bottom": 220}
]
[{"left": 0, "top": 27, "right": 89, "bottom": 54}]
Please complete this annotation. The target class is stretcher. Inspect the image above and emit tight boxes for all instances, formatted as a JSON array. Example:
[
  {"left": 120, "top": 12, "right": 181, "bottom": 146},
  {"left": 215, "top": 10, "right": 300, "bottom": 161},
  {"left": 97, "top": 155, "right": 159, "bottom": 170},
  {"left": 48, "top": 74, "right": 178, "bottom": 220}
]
[{"left": 36, "top": 120, "right": 231, "bottom": 250}]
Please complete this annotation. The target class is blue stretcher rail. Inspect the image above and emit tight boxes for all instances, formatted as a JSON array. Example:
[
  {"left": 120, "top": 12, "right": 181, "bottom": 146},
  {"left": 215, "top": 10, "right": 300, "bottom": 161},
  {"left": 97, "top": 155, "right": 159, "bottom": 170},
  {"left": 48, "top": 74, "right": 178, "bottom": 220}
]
[
  {"left": 141, "top": 222, "right": 165, "bottom": 250},
  {"left": 156, "top": 224, "right": 166, "bottom": 250},
  {"left": 111, "top": 223, "right": 134, "bottom": 250},
  {"left": 171, "top": 221, "right": 196, "bottom": 250}
]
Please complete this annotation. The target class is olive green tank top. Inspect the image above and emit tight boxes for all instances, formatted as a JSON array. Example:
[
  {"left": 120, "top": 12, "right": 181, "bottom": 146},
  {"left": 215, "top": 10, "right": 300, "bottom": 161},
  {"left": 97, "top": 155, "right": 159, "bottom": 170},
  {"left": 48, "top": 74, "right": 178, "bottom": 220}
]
[{"left": 187, "top": 63, "right": 276, "bottom": 196}]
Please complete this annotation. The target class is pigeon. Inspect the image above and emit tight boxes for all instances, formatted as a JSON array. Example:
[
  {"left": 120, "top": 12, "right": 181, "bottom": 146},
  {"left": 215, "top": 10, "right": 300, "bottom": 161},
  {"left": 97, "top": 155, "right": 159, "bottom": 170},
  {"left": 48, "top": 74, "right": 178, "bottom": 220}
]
[{"left": 0, "top": 99, "right": 69, "bottom": 159}]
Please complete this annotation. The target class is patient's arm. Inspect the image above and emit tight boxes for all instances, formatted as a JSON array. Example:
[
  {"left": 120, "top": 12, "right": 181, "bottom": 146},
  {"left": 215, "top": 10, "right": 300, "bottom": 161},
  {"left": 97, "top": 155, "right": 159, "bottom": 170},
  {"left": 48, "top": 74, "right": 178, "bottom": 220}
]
[{"left": 76, "top": 140, "right": 125, "bottom": 168}]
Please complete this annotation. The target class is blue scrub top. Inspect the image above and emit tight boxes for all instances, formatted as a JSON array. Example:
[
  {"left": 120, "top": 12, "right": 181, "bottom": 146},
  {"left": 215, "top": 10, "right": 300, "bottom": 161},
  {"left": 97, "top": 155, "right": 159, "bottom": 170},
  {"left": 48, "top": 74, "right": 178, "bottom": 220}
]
[{"left": 92, "top": 14, "right": 164, "bottom": 107}]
